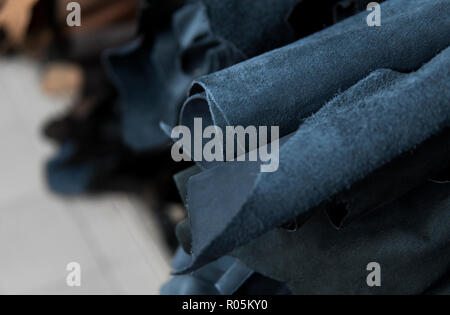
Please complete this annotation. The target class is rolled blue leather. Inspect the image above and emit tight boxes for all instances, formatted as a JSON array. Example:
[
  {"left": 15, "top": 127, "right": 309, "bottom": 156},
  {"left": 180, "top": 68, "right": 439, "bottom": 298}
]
[
  {"left": 180, "top": 0, "right": 450, "bottom": 140},
  {"left": 178, "top": 46, "right": 450, "bottom": 273}
]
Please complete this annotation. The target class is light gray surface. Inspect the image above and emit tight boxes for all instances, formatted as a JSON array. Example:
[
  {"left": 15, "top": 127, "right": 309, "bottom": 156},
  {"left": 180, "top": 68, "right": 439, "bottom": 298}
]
[{"left": 0, "top": 57, "right": 171, "bottom": 294}]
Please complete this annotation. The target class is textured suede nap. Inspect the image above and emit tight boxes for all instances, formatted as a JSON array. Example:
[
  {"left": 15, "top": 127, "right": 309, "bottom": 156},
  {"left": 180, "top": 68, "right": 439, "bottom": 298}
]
[
  {"left": 181, "top": 0, "right": 450, "bottom": 143},
  {"left": 179, "top": 46, "right": 450, "bottom": 273}
]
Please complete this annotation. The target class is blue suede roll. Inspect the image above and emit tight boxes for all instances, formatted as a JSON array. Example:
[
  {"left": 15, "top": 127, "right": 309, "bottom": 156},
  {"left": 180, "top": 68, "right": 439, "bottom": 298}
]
[
  {"left": 179, "top": 45, "right": 450, "bottom": 272},
  {"left": 181, "top": 0, "right": 450, "bottom": 140}
]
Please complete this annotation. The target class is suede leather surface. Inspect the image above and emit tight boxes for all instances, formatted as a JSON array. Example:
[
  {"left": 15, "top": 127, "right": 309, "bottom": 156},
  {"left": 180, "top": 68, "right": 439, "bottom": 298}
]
[
  {"left": 232, "top": 181, "right": 450, "bottom": 294},
  {"left": 162, "top": 247, "right": 290, "bottom": 295},
  {"left": 178, "top": 46, "right": 450, "bottom": 273},
  {"left": 181, "top": 0, "right": 450, "bottom": 143}
]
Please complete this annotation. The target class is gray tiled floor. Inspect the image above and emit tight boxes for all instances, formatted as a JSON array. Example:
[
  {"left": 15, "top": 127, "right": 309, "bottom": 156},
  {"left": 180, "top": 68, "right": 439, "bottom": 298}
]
[{"left": 0, "top": 57, "right": 171, "bottom": 294}]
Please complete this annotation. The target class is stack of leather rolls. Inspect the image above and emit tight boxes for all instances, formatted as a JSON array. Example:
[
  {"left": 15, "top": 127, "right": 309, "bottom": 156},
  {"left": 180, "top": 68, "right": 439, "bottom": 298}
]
[{"left": 3, "top": 0, "right": 448, "bottom": 295}]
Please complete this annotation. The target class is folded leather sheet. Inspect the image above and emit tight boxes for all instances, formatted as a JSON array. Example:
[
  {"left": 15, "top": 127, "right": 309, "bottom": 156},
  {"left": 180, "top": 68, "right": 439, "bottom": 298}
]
[
  {"left": 161, "top": 248, "right": 253, "bottom": 295},
  {"left": 0, "top": 0, "right": 38, "bottom": 48},
  {"left": 180, "top": 46, "right": 450, "bottom": 273},
  {"left": 32, "top": 0, "right": 449, "bottom": 295},
  {"left": 326, "top": 127, "right": 450, "bottom": 229},
  {"left": 174, "top": 127, "right": 450, "bottom": 251},
  {"left": 180, "top": 0, "right": 450, "bottom": 140},
  {"left": 232, "top": 180, "right": 450, "bottom": 294}
]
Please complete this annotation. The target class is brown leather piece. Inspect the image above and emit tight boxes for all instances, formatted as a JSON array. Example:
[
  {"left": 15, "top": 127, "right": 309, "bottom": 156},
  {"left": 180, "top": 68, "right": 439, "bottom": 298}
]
[{"left": 0, "top": 0, "right": 38, "bottom": 47}]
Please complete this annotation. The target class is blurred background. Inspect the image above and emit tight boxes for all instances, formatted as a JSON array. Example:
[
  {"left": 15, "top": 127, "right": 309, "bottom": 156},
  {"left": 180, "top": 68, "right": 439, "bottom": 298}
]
[{"left": 0, "top": 0, "right": 185, "bottom": 294}]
